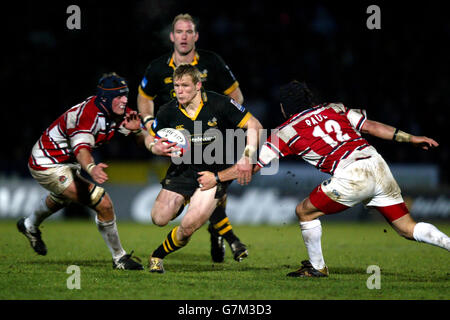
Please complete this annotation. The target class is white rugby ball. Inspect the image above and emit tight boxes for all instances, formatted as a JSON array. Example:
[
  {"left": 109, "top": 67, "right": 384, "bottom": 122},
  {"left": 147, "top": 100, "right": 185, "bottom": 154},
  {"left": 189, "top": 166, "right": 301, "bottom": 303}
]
[{"left": 156, "top": 128, "right": 189, "bottom": 155}]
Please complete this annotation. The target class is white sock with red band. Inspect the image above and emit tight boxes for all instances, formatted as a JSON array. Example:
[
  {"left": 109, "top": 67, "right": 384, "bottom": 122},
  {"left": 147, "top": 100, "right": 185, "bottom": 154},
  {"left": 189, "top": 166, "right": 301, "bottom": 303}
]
[
  {"left": 413, "top": 222, "right": 450, "bottom": 251},
  {"left": 300, "top": 219, "right": 326, "bottom": 270}
]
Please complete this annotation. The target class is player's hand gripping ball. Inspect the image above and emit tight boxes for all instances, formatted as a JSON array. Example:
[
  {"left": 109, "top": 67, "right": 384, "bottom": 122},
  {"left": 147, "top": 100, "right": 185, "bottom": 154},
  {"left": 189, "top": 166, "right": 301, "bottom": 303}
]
[{"left": 156, "top": 128, "right": 189, "bottom": 156}]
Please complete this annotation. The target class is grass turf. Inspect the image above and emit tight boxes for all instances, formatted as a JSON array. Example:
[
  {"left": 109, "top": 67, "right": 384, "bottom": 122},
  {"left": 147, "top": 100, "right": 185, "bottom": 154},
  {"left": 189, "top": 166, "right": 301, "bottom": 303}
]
[{"left": 0, "top": 219, "right": 448, "bottom": 300}]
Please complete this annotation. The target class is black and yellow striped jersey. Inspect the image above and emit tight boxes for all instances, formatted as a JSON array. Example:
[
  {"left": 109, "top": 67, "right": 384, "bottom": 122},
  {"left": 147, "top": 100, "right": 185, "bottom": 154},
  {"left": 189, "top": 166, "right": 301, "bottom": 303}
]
[
  {"left": 150, "top": 90, "right": 251, "bottom": 172},
  {"left": 139, "top": 49, "right": 239, "bottom": 114}
]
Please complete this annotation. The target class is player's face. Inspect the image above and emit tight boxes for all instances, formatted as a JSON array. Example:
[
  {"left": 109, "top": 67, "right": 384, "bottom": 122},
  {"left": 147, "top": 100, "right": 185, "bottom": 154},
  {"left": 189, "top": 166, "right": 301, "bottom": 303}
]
[
  {"left": 174, "top": 75, "right": 201, "bottom": 105},
  {"left": 111, "top": 95, "right": 128, "bottom": 115},
  {"left": 170, "top": 20, "right": 198, "bottom": 55}
]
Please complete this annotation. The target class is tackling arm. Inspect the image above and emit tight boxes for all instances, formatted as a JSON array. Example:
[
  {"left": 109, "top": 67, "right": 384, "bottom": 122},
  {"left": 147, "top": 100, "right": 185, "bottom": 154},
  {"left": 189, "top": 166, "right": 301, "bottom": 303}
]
[
  {"left": 361, "top": 119, "right": 439, "bottom": 150},
  {"left": 76, "top": 148, "right": 109, "bottom": 184}
]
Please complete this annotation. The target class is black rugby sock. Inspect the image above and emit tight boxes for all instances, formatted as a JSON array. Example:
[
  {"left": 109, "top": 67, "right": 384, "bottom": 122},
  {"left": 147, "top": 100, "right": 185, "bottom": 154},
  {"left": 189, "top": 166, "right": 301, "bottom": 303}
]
[
  {"left": 152, "top": 226, "right": 186, "bottom": 259},
  {"left": 209, "top": 204, "right": 239, "bottom": 245}
]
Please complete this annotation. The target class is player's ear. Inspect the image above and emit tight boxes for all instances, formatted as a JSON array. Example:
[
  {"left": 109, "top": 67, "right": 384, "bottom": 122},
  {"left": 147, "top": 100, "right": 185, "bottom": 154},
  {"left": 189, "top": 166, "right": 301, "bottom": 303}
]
[
  {"left": 194, "top": 31, "right": 199, "bottom": 42},
  {"left": 170, "top": 31, "right": 175, "bottom": 43}
]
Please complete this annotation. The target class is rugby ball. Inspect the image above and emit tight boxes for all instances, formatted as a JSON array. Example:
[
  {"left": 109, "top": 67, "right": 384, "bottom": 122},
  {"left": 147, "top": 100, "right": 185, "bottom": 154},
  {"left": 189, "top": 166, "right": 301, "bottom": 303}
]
[{"left": 156, "top": 128, "right": 189, "bottom": 156}]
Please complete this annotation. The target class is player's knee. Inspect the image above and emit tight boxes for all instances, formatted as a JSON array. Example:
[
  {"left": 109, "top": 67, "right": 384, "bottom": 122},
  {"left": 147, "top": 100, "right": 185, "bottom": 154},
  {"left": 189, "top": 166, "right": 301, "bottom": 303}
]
[
  {"left": 151, "top": 210, "right": 170, "bottom": 227},
  {"left": 95, "top": 195, "right": 115, "bottom": 220},
  {"left": 295, "top": 201, "right": 309, "bottom": 221}
]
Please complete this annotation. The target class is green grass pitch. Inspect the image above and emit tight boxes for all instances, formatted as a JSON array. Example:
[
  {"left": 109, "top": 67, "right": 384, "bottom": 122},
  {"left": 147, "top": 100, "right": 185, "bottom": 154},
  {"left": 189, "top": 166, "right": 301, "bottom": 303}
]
[{"left": 0, "top": 219, "right": 448, "bottom": 300}]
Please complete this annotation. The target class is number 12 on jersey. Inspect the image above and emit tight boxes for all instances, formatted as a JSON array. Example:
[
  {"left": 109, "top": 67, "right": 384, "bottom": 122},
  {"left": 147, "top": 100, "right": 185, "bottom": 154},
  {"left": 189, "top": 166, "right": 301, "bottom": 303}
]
[{"left": 312, "top": 120, "right": 351, "bottom": 147}]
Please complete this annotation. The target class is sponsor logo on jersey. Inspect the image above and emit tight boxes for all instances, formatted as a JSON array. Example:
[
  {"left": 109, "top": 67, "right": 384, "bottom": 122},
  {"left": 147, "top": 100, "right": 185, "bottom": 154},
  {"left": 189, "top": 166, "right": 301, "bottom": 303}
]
[
  {"left": 230, "top": 99, "right": 246, "bottom": 112},
  {"left": 176, "top": 124, "right": 185, "bottom": 130},
  {"left": 207, "top": 117, "right": 218, "bottom": 127},
  {"left": 140, "top": 77, "right": 148, "bottom": 88},
  {"left": 164, "top": 77, "right": 173, "bottom": 84}
]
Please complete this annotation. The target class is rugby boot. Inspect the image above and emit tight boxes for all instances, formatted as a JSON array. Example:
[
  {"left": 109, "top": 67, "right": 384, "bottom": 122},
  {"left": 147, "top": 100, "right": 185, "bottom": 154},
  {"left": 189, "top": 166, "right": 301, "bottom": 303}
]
[
  {"left": 230, "top": 240, "right": 248, "bottom": 262},
  {"left": 287, "top": 260, "right": 328, "bottom": 277},
  {"left": 17, "top": 217, "right": 47, "bottom": 256},
  {"left": 113, "top": 251, "right": 144, "bottom": 270},
  {"left": 208, "top": 224, "right": 225, "bottom": 263},
  {"left": 149, "top": 256, "right": 165, "bottom": 273}
]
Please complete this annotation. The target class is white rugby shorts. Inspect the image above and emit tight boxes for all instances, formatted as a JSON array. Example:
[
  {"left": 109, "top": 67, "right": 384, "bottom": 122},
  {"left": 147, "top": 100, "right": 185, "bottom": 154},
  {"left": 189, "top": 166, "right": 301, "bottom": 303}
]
[
  {"left": 319, "top": 146, "right": 404, "bottom": 208},
  {"left": 29, "top": 163, "right": 81, "bottom": 195}
]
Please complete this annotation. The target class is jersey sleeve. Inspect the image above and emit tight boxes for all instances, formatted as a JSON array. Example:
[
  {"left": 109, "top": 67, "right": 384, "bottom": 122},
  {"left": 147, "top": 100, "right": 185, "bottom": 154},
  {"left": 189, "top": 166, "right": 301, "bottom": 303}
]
[
  {"left": 211, "top": 53, "right": 239, "bottom": 95},
  {"left": 138, "top": 63, "right": 158, "bottom": 100},
  {"left": 149, "top": 107, "right": 170, "bottom": 137},
  {"left": 218, "top": 97, "right": 252, "bottom": 129},
  {"left": 346, "top": 108, "right": 367, "bottom": 131},
  {"left": 66, "top": 106, "right": 97, "bottom": 156},
  {"left": 257, "top": 131, "right": 293, "bottom": 168}
]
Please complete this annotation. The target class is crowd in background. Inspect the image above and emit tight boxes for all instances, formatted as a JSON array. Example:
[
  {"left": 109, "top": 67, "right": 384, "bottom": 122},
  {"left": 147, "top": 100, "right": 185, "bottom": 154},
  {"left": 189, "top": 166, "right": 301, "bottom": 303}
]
[{"left": 2, "top": 1, "right": 449, "bottom": 185}]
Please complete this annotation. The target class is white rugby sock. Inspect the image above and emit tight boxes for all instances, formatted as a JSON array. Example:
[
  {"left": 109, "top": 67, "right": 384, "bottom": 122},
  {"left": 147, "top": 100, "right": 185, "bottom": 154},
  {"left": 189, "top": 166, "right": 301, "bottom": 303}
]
[
  {"left": 95, "top": 216, "right": 127, "bottom": 260},
  {"left": 413, "top": 222, "right": 450, "bottom": 251},
  {"left": 25, "top": 195, "right": 55, "bottom": 232},
  {"left": 300, "top": 219, "right": 326, "bottom": 270}
]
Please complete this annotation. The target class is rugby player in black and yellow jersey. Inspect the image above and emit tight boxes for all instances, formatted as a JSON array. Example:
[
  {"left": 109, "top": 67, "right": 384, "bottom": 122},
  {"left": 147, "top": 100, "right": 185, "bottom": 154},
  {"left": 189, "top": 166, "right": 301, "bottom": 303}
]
[
  {"left": 146, "top": 64, "right": 262, "bottom": 273},
  {"left": 138, "top": 13, "right": 247, "bottom": 263}
]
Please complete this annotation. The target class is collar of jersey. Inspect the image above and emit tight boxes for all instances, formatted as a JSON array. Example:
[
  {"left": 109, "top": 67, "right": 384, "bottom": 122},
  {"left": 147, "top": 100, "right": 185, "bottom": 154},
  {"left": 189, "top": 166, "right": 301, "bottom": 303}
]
[
  {"left": 169, "top": 52, "right": 199, "bottom": 70},
  {"left": 178, "top": 98, "right": 204, "bottom": 121}
]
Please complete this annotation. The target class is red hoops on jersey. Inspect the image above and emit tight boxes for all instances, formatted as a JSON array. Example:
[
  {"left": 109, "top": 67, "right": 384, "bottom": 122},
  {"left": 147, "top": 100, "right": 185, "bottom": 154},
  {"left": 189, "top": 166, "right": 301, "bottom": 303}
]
[
  {"left": 29, "top": 97, "right": 131, "bottom": 171},
  {"left": 258, "top": 103, "right": 369, "bottom": 175}
]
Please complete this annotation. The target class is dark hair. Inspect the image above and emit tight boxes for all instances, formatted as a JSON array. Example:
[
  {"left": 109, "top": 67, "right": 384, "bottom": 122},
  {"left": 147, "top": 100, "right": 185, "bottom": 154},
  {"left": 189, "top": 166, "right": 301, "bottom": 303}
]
[{"left": 279, "top": 80, "right": 315, "bottom": 117}]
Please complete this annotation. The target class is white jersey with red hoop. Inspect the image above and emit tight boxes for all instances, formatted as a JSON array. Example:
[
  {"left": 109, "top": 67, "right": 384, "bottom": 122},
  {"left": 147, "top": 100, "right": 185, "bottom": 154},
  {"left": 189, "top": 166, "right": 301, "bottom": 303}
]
[
  {"left": 258, "top": 103, "right": 371, "bottom": 174},
  {"left": 29, "top": 96, "right": 131, "bottom": 170}
]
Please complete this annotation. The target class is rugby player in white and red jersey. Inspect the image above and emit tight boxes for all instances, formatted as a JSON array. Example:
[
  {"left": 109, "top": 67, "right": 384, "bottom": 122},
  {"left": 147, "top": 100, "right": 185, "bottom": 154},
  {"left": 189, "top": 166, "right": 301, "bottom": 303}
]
[
  {"left": 18, "top": 72, "right": 175, "bottom": 270},
  {"left": 198, "top": 80, "right": 449, "bottom": 277}
]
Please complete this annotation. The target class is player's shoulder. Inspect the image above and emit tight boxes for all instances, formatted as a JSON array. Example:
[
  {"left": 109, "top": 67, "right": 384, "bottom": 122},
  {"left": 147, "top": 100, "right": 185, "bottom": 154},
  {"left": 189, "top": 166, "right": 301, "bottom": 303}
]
[
  {"left": 323, "top": 102, "right": 347, "bottom": 114},
  {"left": 204, "top": 90, "right": 231, "bottom": 107},
  {"left": 197, "top": 49, "right": 225, "bottom": 64},
  {"left": 145, "top": 52, "right": 172, "bottom": 71},
  {"left": 157, "top": 99, "right": 178, "bottom": 116},
  {"left": 79, "top": 96, "right": 101, "bottom": 115}
]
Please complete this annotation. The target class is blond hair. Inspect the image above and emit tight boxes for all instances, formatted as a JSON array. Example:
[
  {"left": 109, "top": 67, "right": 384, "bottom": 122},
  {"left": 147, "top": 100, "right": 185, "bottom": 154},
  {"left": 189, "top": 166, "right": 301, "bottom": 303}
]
[
  {"left": 172, "top": 13, "right": 197, "bottom": 32},
  {"left": 173, "top": 64, "right": 202, "bottom": 84}
]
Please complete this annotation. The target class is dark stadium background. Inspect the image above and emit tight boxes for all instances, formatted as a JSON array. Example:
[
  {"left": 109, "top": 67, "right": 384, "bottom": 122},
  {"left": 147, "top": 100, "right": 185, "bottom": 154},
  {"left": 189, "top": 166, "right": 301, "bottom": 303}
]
[{"left": 2, "top": 0, "right": 449, "bottom": 187}]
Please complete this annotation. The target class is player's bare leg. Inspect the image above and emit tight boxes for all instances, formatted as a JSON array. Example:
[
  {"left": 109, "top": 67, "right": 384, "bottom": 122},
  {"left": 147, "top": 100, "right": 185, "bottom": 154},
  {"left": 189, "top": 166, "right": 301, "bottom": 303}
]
[
  {"left": 60, "top": 176, "right": 143, "bottom": 269},
  {"left": 287, "top": 197, "right": 329, "bottom": 277},
  {"left": 149, "top": 187, "right": 219, "bottom": 273},
  {"left": 390, "top": 213, "right": 450, "bottom": 251},
  {"left": 151, "top": 189, "right": 186, "bottom": 226}
]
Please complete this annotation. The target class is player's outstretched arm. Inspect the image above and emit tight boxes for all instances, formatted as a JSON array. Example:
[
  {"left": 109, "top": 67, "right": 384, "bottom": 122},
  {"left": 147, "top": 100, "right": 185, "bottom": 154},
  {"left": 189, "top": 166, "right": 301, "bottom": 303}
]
[
  {"left": 236, "top": 115, "right": 263, "bottom": 185},
  {"left": 76, "top": 148, "right": 109, "bottom": 184},
  {"left": 361, "top": 119, "right": 439, "bottom": 150}
]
